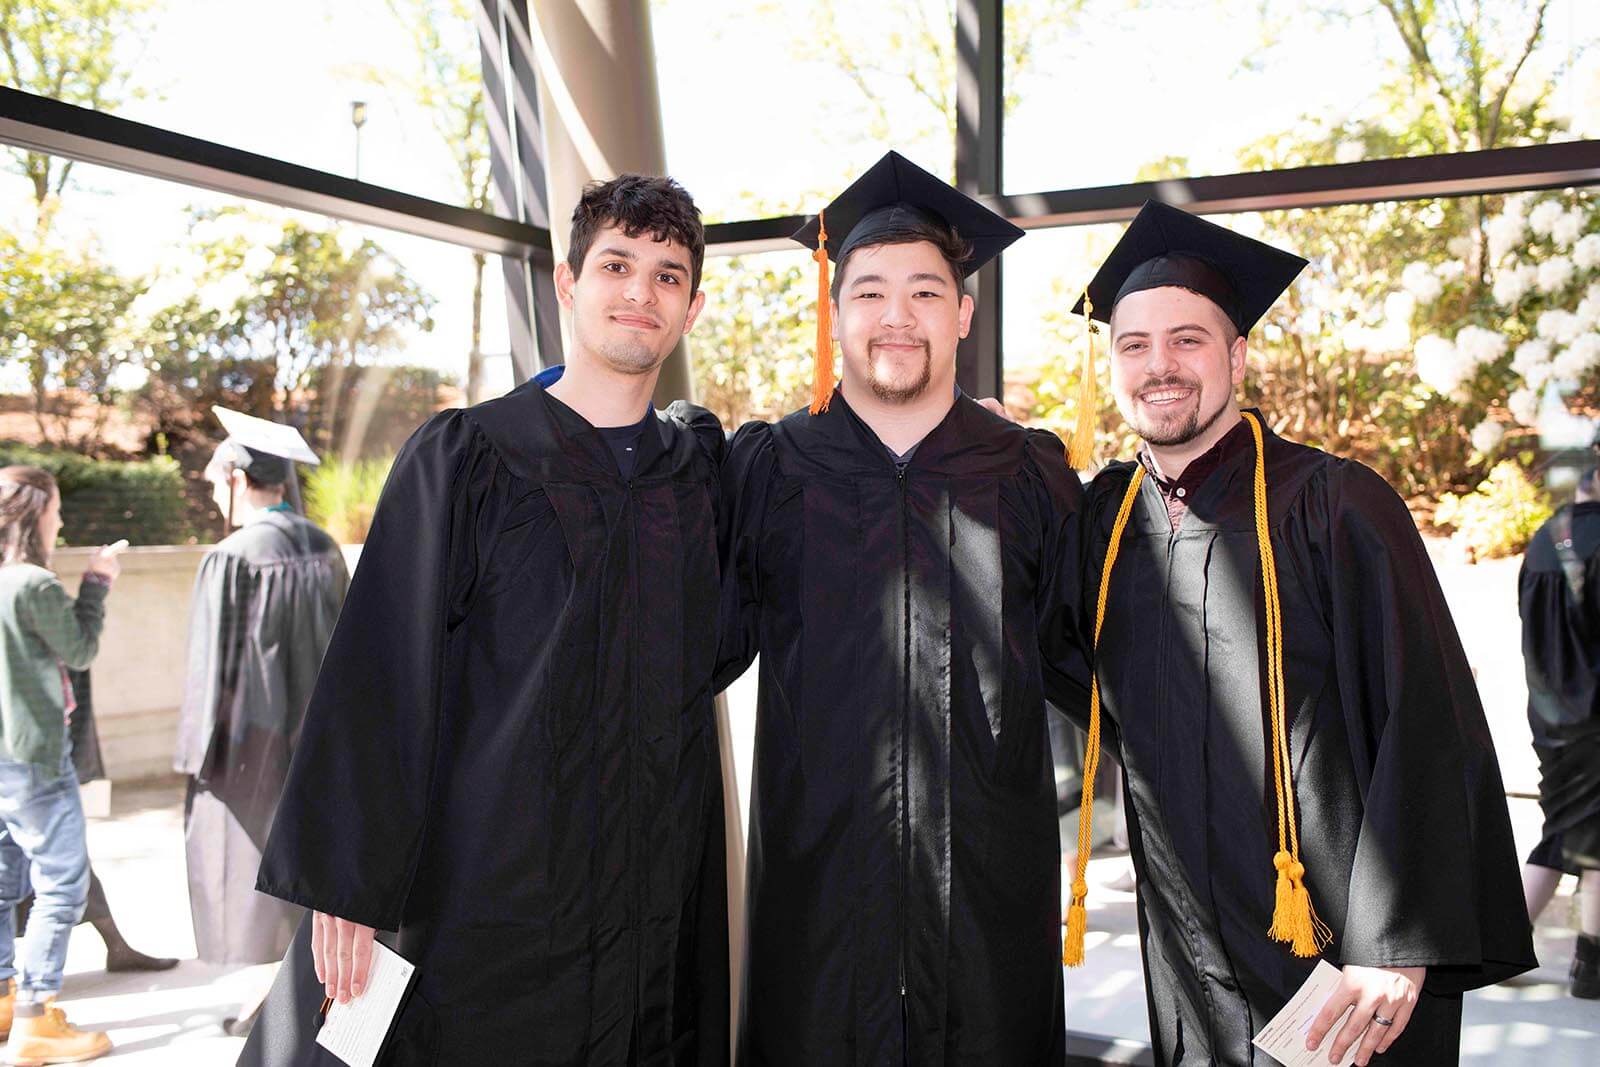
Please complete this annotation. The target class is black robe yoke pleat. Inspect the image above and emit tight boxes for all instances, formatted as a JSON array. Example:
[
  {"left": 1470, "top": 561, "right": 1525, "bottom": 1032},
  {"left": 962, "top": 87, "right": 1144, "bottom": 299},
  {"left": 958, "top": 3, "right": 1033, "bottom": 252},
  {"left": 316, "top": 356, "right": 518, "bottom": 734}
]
[
  {"left": 1079, "top": 421, "right": 1535, "bottom": 1066},
  {"left": 717, "top": 392, "right": 1089, "bottom": 1067},
  {"left": 257, "top": 381, "right": 729, "bottom": 1067}
]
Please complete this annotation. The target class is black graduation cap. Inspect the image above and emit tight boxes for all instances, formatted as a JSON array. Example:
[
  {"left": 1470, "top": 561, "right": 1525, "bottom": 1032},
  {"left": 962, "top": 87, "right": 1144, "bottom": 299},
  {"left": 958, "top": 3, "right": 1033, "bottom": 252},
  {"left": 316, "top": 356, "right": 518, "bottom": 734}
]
[
  {"left": 791, "top": 151, "right": 1024, "bottom": 412},
  {"left": 1061, "top": 201, "right": 1307, "bottom": 468},
  {"left": 792, "top": 151, "right": 1023, "bottom": 278},
  {"left": 1071, "top": 200, "right": 1307, "bottom": 333}
]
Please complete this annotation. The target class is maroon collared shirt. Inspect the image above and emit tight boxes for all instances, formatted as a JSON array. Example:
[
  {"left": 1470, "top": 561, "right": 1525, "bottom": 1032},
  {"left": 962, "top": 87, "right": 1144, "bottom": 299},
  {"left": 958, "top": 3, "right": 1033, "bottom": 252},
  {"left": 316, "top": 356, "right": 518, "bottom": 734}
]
[{"left": 1136, "top": 416, "right": 1254, "bottom": 531}]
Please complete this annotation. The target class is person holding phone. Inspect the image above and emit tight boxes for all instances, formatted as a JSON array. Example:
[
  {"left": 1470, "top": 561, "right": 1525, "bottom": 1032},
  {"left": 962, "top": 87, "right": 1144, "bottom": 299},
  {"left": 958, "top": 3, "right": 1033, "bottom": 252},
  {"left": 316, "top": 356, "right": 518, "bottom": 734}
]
[{"left": 0, "top": 465, "right": 121, "bottom": 1064}]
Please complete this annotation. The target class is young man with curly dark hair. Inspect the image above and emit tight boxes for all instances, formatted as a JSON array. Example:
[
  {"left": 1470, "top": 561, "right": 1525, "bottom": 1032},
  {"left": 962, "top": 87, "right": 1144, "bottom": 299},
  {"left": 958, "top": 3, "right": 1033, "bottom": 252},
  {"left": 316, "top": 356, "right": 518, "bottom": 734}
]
[{"left": 254, "top": 174, "right": 730, "bottom": 1066}]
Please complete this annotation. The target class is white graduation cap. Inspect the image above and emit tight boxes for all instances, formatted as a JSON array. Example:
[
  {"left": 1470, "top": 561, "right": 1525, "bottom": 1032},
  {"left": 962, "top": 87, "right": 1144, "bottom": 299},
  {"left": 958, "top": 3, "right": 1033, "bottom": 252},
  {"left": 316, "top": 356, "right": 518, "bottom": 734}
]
[{"left": 212, "top": 406, "right": 321, "bottom": 466}]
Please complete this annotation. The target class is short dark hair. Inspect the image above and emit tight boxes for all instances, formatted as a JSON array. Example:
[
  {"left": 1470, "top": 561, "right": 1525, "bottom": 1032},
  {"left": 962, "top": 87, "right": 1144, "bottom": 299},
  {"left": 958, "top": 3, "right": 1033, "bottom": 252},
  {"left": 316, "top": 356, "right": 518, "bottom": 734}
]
[
  {"left": 567, "top": 174, "right": 705, "bottom": 291},
  {"left": 830, "top": 216, "right": 972, "bottom": 303}
]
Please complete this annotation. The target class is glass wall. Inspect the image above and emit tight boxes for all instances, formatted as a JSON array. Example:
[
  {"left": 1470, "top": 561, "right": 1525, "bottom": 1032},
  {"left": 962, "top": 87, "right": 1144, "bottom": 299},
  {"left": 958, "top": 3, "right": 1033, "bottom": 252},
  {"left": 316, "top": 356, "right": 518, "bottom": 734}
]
[
  {"left": 653, "top": 0, "right": 956, "bottom": 221},
  {"left": 1003, "top": 0, "right": 1600, "bottom": 193},
  {"left": 0, "top": 151, "right": 505, "bottom": 545},
  {"left": 4, "top": 0, "right": 493, "bottom": 211}
]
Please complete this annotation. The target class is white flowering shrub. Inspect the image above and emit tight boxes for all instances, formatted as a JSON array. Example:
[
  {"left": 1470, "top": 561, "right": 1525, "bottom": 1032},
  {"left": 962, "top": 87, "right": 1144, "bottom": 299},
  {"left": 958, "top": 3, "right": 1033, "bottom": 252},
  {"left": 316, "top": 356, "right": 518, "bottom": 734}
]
[{"left": 1402, "top": 191, "right": 1600, "bottom": 457}]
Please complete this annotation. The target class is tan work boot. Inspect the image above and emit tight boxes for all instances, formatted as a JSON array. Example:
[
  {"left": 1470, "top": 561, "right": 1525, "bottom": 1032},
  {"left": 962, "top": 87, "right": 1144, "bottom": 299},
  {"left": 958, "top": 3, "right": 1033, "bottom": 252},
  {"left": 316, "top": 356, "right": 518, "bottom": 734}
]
[
  {"left": 0, "top": 979, "right": 13, "bottom": 1039},
  {"left": 6, "top": 1002, "right": 111, "bottom": 1065}
]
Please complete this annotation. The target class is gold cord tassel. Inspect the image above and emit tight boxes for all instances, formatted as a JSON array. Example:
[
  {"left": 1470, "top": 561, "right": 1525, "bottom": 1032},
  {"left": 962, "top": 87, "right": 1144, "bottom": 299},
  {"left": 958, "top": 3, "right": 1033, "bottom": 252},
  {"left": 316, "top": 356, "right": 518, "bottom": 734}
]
[
  {"left": 809, "top": 210, "right": 835, "bottom": 414},
  {"left": 1064, "top": 463, "right": 1145, "bottom": 966},
  {"left": 1066, "top": 291, "right": 1099, "bottom": 469},
  {"left": 1245, "top": 411, "right": 1332, "bottom": 958}
]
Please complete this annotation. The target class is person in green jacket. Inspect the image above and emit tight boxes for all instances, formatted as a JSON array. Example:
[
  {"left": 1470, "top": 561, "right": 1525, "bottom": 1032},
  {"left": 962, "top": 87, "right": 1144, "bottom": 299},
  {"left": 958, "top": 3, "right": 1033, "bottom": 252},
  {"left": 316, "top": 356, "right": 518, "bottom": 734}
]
[{"left": 0, "top": 465, "right": 122, "bottom": 1064}]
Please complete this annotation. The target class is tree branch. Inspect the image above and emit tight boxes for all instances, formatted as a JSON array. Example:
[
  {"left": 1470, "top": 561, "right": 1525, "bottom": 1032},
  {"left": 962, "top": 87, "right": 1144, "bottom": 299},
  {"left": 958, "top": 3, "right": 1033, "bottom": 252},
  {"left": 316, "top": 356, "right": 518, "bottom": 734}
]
[{"left": 1485, "top": 0, "right": 1550, "bottom": 148}]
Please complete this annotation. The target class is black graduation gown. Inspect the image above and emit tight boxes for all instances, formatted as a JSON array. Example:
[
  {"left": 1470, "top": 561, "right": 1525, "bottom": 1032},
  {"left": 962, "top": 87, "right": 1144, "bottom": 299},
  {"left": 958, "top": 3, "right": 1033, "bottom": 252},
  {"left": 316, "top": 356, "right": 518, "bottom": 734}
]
[
  {"left": 176, "top": 509, "right": 348, "bottom": 964},
  {"left": 715, "top": 391, "right": 1088, "bottom": 1067},
  {"left": 1076, "top": 420, "right": 1536, "bottom": 1066},
  {"left": 1519, "top": 501, "right": 1600, "bottom": 872},
  {"left": 256, "top": 382, "right": 729, "bottom": 1067}
]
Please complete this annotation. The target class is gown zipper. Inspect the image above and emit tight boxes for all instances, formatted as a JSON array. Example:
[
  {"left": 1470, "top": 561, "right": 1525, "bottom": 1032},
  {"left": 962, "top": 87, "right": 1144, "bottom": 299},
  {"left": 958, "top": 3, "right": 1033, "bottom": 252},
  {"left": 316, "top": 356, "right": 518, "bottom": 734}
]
[{"left": 897, "top": 463, "right": 911, "bottom": 1058}]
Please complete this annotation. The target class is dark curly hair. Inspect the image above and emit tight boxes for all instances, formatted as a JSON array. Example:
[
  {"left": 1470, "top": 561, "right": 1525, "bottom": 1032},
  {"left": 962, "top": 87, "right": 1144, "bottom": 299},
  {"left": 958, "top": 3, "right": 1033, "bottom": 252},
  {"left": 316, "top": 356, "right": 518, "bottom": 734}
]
[{"left": 567, "top": 174, "right": 705, "bottom": 292}]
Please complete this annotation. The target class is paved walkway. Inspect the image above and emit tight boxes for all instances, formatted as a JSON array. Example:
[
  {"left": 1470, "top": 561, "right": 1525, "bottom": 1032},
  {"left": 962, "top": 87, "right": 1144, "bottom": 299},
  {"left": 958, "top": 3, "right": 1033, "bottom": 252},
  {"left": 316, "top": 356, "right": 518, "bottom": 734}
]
[{"left": 25, "top": 780, "right": 1600, "bottom": 1065}]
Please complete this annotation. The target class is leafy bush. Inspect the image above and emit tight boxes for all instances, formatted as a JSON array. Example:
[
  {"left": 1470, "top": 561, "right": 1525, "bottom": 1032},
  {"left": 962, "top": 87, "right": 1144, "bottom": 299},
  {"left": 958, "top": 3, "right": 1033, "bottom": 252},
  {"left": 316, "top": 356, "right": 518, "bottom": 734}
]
[
  {"left": 1434, "top": 460, "right": 1552, "bottom": 561},
  {"left": 304, "top": 455, "right": 395, "bottom": 544},
  {"left": 0, "top": 442, "right": 193, "bottom": 546}
]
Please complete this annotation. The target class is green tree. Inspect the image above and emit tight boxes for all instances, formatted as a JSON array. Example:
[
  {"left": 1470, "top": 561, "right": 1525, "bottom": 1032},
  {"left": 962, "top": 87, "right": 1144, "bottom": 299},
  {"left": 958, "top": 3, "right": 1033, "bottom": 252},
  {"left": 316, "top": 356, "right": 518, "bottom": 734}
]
[
  {"left": 680, "top": 0, "right": 1092, "bottom": 422},
  {"left": 0, "top": 225, "right": 145, "bottom": 450},
  {"left": 0, "top": 0, "right": 160, "bottom": 231},
  {"left": 1038, "top": 0, "right": 1582, "bottom": 504},
  {"left": 135, "top": 208, "right": 436, "bottom": 449},
  {"left": 351, "top": 0, "right": 493, "bottom": 402}
]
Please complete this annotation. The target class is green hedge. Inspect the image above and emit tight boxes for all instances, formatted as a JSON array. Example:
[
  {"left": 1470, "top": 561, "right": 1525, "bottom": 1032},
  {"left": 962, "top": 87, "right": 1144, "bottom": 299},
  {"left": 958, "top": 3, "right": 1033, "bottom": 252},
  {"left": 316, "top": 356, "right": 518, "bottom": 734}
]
[{"left": 0, "top": 443, "right": 194, "bottom": 547}]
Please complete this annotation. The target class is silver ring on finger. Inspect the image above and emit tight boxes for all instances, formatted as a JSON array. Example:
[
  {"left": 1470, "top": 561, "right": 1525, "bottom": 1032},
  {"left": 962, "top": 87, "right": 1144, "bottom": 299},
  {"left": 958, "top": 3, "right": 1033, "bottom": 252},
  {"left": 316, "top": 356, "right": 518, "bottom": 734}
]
[{"left": 1372, "top": 1012, "right": 1395, "bottom": 1027}]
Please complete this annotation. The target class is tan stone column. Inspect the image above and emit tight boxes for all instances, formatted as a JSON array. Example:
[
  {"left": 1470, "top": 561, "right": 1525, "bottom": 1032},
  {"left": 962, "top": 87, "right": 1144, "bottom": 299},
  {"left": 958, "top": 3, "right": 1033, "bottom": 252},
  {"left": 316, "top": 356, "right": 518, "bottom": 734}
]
[{"left": 528, "top": 0, "right": 696, "bottom": 406}]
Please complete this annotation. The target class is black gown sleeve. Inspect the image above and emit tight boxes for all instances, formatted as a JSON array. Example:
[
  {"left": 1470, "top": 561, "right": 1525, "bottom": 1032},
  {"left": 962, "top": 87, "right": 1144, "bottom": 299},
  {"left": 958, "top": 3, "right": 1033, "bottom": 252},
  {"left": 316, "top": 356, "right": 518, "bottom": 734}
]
[
  {"left": 1026, "top": 429, "right": 1092, "bottom": 723},
  {"left": 1311, "top": 459, "right": 1534, "bottom": 990},
  {"left": 256, "top": 410, "right": 494, "bottom": 930},
  {"left": 712, "top": 420, "right": 775, "bottom": 693}
]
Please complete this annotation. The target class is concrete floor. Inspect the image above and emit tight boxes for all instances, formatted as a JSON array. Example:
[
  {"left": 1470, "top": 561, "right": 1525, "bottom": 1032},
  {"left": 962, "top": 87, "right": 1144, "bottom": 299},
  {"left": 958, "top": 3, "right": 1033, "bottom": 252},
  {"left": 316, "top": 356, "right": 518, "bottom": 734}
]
[
  {"left": 19, "top": 779, "right": 1600, "bottom": 1065},
  {"left": 1063, "top": 795, "right": 1600, "bottom": 1065}
]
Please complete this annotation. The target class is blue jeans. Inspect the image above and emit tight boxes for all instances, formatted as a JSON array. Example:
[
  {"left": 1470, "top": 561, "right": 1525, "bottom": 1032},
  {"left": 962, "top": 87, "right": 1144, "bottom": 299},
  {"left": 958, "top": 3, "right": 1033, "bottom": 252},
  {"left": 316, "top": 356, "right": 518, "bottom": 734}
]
[{"left": 0, "top": 752, "right": 88, "bottom": 1002}]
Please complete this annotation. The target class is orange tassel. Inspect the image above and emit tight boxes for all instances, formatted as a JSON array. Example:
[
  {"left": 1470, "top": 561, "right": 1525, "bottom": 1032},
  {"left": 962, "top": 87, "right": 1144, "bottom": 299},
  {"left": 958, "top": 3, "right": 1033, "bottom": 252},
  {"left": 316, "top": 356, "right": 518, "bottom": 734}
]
[{"left": 810, "top": 210, "right": 835, "bottom": 414}]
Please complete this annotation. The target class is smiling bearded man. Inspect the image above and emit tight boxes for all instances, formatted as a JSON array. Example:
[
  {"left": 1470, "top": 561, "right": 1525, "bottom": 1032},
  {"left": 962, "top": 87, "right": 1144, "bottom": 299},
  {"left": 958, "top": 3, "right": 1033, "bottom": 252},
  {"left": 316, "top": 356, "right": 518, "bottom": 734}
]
[
  {"left": 714, "top": 152, "right": 1093, "bottom": 1066},
  {"left": 1060, "top": 201, "right": 1534, "bottom": 1066}
]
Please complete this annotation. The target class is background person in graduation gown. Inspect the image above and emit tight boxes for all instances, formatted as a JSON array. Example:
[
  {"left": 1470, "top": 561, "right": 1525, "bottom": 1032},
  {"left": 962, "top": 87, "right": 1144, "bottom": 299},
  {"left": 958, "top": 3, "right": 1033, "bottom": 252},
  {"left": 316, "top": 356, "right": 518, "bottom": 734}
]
[
  {"left": 716, "top": 152, "right": 1089, "bottom": 1066},
  {"left": 1518, "top": 461, "right": 1600, "bottom": 999},
  {"left": 255, "top": 175, "right": 729, "bottom": 1066},
  {"left": 176, "top": 413, "right": 348, "bottom": 966},
  {"left": 1066, "top": 202, "right": 1534, "bottom": 1066}
]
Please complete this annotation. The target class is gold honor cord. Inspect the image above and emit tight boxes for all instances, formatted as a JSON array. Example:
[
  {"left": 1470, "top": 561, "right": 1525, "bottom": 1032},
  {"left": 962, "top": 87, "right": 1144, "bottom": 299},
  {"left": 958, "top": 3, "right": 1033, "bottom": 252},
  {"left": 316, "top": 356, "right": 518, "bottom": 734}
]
[
  {"left": 1063, "top": 411, "right": 1330, "bottom": 967},
  {"left": 1063, "top": 462, "right": 1145, "bottom": 966},
  {"left": 1244, "top": 410, "right": 1331, "bottom": 957},
  {"left": 810, "top": 210, "right": 835, "bottom": 414}
]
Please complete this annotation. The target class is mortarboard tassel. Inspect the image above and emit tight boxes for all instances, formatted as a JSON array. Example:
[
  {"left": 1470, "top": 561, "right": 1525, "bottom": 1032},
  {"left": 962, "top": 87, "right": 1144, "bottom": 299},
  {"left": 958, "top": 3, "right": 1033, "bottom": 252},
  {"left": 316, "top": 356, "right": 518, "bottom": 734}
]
[
  {"left": 810, "top": 210, "right": 835, "bottom": 415},
  {"left": 1064, "top": 461, "right": 1145, "bottom": 967},
  {"left": 1066, "top": 291, "right": 1099, "bottom": 469},
  {"left": 1246, "top": 409, "right": 1332, "bottom": 958}
]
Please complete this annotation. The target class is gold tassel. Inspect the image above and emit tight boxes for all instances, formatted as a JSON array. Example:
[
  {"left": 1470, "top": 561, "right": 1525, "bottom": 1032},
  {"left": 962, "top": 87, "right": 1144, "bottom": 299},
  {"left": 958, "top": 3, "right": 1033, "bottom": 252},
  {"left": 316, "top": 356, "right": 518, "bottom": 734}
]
[
  {"left": 1062, "top": 880, "right": 1088, "bottom": 966},
  {"left": 1269, "top": 850, "right": 1297, "bottom": 942},
  {"left": 810, "top": 210, "right": 835, "bottom": 414},
  {"left": 1063, "top": 464, "right": 1145, "bottom": 967},
  {"left": 1066, "top": 291, "right": 1099, "bottom": 469}
]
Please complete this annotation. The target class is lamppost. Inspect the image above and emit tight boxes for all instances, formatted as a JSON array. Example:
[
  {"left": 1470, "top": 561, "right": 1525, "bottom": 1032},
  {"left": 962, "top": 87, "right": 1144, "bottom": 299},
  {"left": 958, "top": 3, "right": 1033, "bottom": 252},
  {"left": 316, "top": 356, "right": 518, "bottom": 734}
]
[{"left": 350, "top": 100, "right": 367, "bottom": 181}]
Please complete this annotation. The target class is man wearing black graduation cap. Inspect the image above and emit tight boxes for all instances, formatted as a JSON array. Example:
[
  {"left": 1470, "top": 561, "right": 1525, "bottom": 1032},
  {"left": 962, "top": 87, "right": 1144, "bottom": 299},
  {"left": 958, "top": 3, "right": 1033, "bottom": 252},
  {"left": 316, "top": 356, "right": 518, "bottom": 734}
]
[
  {"left": 176, "top": 408, "right": 349, "bottom": 966},
  {"left": 1062, "top": 201, "right": 1535, "bottom": 1065},
  {"left": 715, "top": 151, "right": 1091, "bottom": 1065}
]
